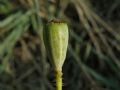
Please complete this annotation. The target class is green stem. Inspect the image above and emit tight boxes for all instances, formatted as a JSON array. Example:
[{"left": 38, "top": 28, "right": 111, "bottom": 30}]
[{"left": 56, "top": 70, "right": 62, "bottom": 90}]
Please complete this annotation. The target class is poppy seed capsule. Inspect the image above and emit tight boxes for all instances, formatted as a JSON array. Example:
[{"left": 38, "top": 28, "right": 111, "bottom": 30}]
[{"left": 43, "top": 20, "right": 69, "bottom": 71}]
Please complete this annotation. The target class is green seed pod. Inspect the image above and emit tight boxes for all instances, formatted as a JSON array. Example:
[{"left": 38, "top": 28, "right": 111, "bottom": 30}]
[{"left": 43, "top": 20, "right": 69, "bottom": 71}]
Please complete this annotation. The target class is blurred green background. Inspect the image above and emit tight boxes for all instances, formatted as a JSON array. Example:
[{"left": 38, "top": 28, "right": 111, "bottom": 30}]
[{"left": 0, "top": 0, "right": 120, "bottom": 90}]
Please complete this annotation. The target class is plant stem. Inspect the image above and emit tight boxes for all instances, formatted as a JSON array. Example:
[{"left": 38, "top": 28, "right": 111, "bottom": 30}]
[{"left": 56, "top": 70, "right": 62, "bottom": 90}]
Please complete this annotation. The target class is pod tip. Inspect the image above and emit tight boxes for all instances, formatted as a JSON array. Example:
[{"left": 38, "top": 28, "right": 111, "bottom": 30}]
[{"left": 48, "top": 19, "right": 66, "bottom": 24}]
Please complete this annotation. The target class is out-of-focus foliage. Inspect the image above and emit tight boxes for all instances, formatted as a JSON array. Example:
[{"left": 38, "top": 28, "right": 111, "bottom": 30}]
[{"left": 0, "top": 0, "right": 120, "bottom": 90}]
